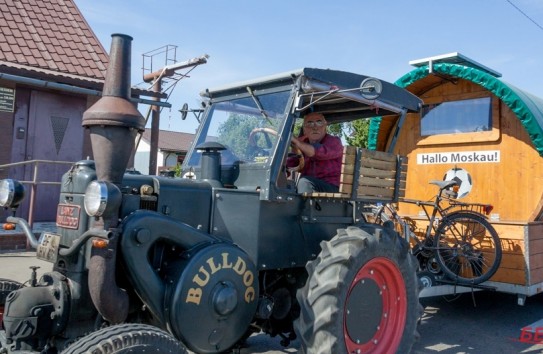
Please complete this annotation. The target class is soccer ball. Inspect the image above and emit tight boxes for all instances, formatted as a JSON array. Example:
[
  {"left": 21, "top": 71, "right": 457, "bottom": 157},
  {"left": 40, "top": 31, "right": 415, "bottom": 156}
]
[{"left": 443, "top": 167, "right": 472, "bottom": 199}]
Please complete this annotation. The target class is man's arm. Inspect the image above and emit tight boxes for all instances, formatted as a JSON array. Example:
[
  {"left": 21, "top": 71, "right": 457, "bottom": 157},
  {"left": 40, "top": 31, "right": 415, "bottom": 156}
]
[
  {"left": 291, "top": 136, "right": 315, "bottom": 157},
  {"left": 306, "top": 135, "right": 343, "bottom": 160}
]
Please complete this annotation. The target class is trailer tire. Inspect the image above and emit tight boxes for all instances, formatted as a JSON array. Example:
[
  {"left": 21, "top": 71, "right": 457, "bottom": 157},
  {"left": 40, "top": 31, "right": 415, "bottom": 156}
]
[
  {"left": 295, "top": 226, "right": 421, "bottom": 354},
  {"left": 61, "top": 323, "right": 187, "bottom": 354}
]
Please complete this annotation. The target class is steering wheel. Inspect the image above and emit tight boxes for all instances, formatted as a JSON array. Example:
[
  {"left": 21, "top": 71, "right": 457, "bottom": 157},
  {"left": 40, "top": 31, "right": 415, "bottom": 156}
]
[
  {"left": 248, "top": 127, "right": 279, "bottom": 160},
  {"left": 248, "top": 127, "right": 278, "bottom": 147},
  {"left": 248, "top": 127, "right": 305, "bottom": 173}
]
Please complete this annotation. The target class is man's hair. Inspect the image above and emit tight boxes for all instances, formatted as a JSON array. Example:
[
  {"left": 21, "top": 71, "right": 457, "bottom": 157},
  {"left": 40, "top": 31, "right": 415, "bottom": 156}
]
[{"left": 304, "top": 112, "right": 326, "bottom": 121}]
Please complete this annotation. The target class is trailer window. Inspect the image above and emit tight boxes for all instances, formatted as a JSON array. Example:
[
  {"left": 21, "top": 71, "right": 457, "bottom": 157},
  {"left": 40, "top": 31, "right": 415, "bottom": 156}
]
[{"left": 421, "top": 97, "right": 492, "bottom": 136}]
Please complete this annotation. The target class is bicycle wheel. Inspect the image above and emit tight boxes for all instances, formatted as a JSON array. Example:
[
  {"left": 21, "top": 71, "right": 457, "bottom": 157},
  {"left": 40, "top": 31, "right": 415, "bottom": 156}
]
[{"left": 433, "top": 212, "right": 502, "bottom": 285}]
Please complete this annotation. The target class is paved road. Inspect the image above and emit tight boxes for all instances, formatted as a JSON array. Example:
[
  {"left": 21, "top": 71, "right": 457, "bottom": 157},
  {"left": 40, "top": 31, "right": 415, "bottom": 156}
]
[{"left": 2, "top": 251, "right": 543, "bottom": 353}]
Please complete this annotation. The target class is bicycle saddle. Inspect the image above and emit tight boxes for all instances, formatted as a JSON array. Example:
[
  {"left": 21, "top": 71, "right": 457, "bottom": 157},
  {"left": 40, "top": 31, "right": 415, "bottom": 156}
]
[{"left": 429, "top": 180, "right": 458, "bottom": 189}]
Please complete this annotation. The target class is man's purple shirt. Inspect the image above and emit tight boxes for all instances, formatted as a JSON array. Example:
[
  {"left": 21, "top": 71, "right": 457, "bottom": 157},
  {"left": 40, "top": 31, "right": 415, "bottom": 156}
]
[{"left": 297, "top": 134, "right": 343, "bottom": 186}]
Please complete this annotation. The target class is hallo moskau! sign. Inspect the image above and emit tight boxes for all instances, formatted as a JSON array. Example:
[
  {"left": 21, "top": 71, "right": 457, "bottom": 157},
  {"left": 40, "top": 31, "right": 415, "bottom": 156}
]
[{"left": 417, "top": 150, "right": 500, "bottom": 165}]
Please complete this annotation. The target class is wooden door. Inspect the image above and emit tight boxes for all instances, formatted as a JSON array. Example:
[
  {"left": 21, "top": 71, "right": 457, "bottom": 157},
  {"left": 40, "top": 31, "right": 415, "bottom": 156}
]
[{"left": 24, "top": 91, "right": 86, "bottom": 222}]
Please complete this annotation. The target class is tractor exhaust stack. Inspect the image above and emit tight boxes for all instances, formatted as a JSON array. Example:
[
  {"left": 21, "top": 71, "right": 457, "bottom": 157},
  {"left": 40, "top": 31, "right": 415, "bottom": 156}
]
[
  {"left": 82, "top": 33, "right": 145, "bottom": 186},
  {"left": 81, "top": 33, "right": 145, "bottom": 324}
]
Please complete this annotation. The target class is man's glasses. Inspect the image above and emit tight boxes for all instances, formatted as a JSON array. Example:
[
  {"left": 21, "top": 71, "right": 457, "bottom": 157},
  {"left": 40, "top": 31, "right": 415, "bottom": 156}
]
[{"left": 304, "top": 120, "right": 326, "bottom": 128}]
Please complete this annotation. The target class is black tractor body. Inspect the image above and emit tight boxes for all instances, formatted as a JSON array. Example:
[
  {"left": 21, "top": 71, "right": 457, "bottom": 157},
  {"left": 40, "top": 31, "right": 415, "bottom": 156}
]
[{"left": 0, "top": 34, "right": 423, "bottom": 354}]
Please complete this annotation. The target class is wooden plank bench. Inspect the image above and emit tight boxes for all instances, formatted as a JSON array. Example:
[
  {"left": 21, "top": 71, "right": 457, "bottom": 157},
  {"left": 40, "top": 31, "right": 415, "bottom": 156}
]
[{"left": 304, "top": 146, "right": 407, "bottom": 203}]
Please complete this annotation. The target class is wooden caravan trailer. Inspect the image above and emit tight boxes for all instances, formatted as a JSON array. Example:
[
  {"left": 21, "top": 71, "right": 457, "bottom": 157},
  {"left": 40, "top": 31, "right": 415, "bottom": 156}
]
[{"left": 369, "top": 53, "right": 543, "bottom": 304}]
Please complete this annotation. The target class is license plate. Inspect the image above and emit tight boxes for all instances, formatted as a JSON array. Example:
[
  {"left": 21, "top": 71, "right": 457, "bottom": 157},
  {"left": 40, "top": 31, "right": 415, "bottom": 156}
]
[
  {"left": 56, "top": 204, "right": 81, "bottom": 229},
  {"left": 36, "top": 232, "right": 61, "bottom": 263}
]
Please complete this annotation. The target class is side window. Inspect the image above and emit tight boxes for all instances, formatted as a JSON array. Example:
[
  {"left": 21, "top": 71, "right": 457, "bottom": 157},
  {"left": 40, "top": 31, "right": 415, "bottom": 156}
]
[
  {"left": 417, "top": 95, "right": 499, "bottom": 146},
  {"left": 421, "top": 97, "right": 492, "bottom": 136}
]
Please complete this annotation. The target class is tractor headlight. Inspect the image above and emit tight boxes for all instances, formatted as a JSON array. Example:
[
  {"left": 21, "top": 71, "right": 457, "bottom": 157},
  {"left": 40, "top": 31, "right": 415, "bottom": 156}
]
[
  {"left": 84, "top": 181, "right": 121, "bottom": 217},
  {"left": 0, "top": 179, "right": 25, "bottom": 208}
]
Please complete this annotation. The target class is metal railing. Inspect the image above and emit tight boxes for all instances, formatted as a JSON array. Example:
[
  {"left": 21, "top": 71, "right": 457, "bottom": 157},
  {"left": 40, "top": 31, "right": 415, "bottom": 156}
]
[{"left": 0, "top": 159, "right": 73, "bottom": 227}]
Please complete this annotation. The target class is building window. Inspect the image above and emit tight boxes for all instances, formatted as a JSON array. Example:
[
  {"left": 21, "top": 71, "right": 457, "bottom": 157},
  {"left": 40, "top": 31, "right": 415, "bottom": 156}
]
[
  {"left": 421, "top": 97, "right": 492, "bottom": 136},
  {"left": 177, "top": 153, "right": 186, "bottom": 165}
]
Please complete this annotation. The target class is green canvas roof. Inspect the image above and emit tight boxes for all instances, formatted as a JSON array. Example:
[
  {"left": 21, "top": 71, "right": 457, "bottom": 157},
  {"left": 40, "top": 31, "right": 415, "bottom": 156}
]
[{"left": 368, "top": 63, "right": 543, "bottom": 156}]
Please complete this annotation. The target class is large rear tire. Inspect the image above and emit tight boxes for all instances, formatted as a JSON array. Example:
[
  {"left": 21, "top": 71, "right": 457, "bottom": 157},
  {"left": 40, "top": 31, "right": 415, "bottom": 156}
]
[
  {"left": 61, "top": 323, "right": 187, "bottom": 354},
  {"left": 295, "top": 226, "right": 421, "bottom": 354}
]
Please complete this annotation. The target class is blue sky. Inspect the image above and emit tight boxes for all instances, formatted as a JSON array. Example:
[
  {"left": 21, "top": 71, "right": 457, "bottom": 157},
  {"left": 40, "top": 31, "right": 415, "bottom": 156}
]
[{"left": 74, "top": 0, "right": 543, "bottom": 134}]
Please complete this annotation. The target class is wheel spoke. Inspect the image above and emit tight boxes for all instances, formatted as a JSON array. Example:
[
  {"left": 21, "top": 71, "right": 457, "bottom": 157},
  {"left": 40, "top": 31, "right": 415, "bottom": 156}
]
[{"left": 435, "top": 213, "right": 502, "bottom": 284}]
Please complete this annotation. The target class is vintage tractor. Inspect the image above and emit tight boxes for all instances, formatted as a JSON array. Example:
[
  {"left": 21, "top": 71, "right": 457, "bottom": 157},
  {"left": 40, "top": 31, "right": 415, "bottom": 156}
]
[{"left": 0, "top": 34, "right": 422, "bottom": 353}]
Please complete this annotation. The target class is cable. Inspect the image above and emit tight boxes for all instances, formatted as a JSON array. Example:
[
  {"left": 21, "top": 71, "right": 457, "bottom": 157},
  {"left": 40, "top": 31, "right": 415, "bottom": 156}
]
[{"left": 506, "top": 0, "right": 543, "bottom": 32}]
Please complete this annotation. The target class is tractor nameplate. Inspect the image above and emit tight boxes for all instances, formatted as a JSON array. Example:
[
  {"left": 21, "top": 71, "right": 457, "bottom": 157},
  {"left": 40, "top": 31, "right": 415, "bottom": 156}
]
[{"left": 56, "top": 204, "right": 81, "bottom": 229}]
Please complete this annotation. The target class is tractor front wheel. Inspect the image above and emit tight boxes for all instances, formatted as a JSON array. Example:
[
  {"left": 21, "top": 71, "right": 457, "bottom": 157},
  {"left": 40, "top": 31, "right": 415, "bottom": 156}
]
[
  {"left": 0, "top": 278, "right": 24, "bottom": 324},
  {"left": 295, "top": 226, "right": 421, "bottom": 354},
  {"left": 61, "top": 323, "right": 187, "bottom": 354}
]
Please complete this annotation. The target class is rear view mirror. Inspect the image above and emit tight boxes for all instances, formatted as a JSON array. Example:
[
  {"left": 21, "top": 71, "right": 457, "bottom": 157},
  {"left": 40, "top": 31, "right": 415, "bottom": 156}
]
[{"left": 180, "top": 103, "right": 189, "bottom": 120}]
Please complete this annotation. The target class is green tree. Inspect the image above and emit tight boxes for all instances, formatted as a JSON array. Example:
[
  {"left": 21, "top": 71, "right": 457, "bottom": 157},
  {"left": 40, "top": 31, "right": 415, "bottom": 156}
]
[
  {"left": 328, "top": 122, "right": 344, "bottom": 137},
  {"left": 344, "top": 119, "right": 370, "bottom": 148},
  {"left": 217, "top": 114, "right": 279, "bottom": 161},
  {"left": 217, "top": 114, "right": 259, "bottom": 158},
  {"left": 328, "top": 120, "right": 370, "bottom": 148},
  {"left": 173, "top": 163, "right": 181, "bottom": 177}
]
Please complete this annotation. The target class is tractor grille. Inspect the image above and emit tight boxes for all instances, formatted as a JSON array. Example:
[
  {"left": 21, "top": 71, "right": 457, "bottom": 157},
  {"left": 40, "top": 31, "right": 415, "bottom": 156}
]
[{"left": 140, "top": 196, "right": 158, "bottom": 211}]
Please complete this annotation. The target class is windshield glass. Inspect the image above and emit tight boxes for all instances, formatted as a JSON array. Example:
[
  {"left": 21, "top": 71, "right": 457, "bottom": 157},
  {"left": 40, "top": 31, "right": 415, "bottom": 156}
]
[{"left": 186, "top": 90, "right": 291, "bottom": 167}]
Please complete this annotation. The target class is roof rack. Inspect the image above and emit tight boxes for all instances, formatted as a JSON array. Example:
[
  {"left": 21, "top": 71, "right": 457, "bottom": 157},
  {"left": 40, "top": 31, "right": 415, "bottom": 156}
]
[{"left": 409, "top": 52, "right": 502, "bottom": 78}]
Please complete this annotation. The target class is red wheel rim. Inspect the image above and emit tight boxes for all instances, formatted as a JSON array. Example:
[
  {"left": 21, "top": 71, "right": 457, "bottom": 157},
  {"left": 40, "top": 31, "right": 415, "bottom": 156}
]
[{"left": 344, "top": 257, "right": 407, "bottom": 353}]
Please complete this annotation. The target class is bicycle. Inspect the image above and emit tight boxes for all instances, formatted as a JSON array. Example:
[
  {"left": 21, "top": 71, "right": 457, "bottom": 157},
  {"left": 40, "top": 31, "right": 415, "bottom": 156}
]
[{"left": 371, "top": 179, "right": 502, "bottom": 286}]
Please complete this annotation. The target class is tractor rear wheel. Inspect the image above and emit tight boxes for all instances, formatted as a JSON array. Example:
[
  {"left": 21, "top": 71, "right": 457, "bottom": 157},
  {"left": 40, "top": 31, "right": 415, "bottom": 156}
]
[
  {"left": 295, "top": 225, "right": 421, "bottom": 354},
  {"left": 61, "top": 323, "right": 187, "bottom": 353}
]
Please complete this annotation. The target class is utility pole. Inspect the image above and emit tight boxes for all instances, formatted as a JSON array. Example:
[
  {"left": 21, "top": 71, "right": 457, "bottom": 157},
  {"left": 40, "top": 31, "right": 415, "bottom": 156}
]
[
  {"left": 149, "top": 79, "right": 161, "bottom": 175},
  {"left": 142, "top": 50, "right": 208, "bottom": 175}
]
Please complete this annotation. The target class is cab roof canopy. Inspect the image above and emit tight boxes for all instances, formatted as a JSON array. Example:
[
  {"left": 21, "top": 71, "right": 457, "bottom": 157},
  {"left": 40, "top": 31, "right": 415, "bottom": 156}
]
[{"left": 202, "top": 68, "right": 422, "bottom": 124}]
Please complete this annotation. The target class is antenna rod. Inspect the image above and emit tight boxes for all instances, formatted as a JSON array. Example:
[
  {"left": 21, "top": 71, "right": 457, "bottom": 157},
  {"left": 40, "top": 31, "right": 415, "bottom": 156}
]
[{"left": 143, "top": 54, "right": 209, "bottom": 82}]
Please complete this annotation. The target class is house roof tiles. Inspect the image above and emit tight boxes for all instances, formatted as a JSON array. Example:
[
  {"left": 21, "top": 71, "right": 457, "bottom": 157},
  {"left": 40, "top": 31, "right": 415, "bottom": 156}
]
[
  {"left": 0, "top": 0, "right": 162, "bottom": 98},
  {"left": 141, "top": 129, "right": 195, "bottom": 153},
  {"left": 0, "top": 0, "right": 108, "bottom": 80}
]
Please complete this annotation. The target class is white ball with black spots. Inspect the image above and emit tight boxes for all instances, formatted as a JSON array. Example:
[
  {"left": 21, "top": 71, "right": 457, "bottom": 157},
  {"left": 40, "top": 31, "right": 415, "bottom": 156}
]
[{"left": 443, "top": 167, "right": 472, "bottom": 199}]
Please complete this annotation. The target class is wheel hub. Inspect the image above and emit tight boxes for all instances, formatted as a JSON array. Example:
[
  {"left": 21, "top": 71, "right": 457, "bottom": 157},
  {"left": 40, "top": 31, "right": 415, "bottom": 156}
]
[
  {"left": 212, "top": 282, "right": 238, "bottom": 315},
  {"left": 168, "top": 243, "right": 258, "bottom": 353},
  {"left": 344, "top": 257, "right": 407, "bottom": 353},
  {"left": 345, "top": 278, "right": 383, "bottom": 344}
]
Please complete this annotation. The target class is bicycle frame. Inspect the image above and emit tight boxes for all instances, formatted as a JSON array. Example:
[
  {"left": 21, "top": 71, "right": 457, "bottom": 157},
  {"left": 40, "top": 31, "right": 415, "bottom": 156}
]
[
  {"left": 372, "top": 179, "right": 502, "bottom": 286},
  {"left": 399, "top": 181, "right": 492, "bottom": 243},
  {"left": 400, "top": 195, "right": 447, "bottom": 245}
]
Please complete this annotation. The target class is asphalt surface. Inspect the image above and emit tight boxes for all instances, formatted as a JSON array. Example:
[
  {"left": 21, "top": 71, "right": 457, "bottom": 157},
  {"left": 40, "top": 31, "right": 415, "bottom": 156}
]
[{"left": 2, "top": 251, "right": 543, "bottom": 353}]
